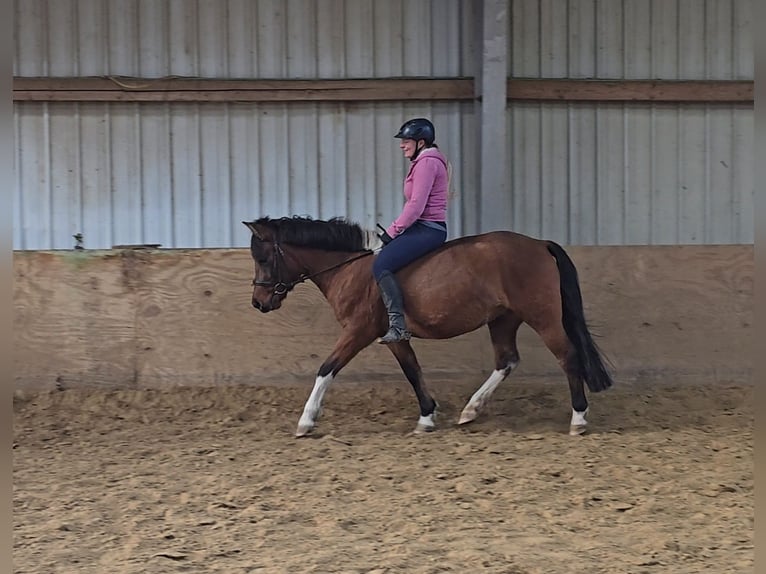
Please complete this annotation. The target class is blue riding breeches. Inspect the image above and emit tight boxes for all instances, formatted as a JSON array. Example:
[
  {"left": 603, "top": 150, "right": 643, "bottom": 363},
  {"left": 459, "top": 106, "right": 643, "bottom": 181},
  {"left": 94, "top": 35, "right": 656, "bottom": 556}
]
[{"left": 372, "top": 221, "right": 447, "bottom": 282}]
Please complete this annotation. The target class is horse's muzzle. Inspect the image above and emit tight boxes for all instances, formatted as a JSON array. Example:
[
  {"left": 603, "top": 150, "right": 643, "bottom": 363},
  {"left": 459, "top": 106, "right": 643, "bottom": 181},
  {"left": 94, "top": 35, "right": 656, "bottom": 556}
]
[{"left": 252, "top": 295, "right": 283, "bottom": 313}]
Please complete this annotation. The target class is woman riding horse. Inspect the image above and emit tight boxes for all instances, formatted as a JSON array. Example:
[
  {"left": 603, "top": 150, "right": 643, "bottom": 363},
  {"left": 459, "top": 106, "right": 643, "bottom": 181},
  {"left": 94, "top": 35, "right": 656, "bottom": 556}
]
[{"left": 374, "top": 118, "right": 449, "bottom": 344}]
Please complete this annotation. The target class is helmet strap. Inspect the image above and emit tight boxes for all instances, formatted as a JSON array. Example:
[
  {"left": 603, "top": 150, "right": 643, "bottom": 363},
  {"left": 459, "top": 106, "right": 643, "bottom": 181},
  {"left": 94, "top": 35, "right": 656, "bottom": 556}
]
[{"left": 410, "top": 140, "right": 425, "bottom": 162}]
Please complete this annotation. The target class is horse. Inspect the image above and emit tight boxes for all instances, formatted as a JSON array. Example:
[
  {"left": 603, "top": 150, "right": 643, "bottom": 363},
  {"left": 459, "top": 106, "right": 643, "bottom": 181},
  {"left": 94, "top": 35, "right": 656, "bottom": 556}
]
[{"left": 243, "top": 215, "right": 613, "bottom": 437}]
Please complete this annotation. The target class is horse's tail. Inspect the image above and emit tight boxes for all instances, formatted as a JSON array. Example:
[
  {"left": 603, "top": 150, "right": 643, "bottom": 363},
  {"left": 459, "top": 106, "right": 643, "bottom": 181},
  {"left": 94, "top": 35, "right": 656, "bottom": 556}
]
[{"left": 546, "top": 241, "right": 614, "bottom": 392}]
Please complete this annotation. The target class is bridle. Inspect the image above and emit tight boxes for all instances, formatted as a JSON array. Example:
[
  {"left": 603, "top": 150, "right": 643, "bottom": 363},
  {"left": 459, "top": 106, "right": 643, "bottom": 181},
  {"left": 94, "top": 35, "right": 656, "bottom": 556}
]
[
  {"left": 253, "top": 235, "right": 374, "bottom": 298},
  {"left": 252, "top": 239, "right": 293, "bottom": 296}
]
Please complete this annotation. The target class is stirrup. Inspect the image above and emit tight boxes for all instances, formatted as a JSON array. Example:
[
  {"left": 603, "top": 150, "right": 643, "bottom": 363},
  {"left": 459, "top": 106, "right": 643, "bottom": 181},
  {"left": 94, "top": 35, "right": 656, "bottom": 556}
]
[{"left": 378, "top": 327, "right": 411, "bottom": 344}]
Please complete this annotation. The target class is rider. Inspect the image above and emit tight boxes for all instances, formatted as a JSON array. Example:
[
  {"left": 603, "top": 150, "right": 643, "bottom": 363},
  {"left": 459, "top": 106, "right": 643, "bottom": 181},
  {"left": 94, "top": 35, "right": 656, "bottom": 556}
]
[{"left": 374, "top": 117, "right": 449, "bottom": 344}]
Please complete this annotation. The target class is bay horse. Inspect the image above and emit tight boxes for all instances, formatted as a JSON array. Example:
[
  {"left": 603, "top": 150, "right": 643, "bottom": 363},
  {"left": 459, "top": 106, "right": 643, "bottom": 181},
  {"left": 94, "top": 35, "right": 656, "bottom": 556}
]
[{"left": 244, "top": 216, "right": 613, "bottom": 437}]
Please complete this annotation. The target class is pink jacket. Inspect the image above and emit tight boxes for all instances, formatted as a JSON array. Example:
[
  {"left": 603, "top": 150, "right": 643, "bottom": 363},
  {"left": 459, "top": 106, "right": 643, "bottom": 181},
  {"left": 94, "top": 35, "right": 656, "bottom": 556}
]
[{"left": 386, "top": 147, "right": 449, "bottom": 238}]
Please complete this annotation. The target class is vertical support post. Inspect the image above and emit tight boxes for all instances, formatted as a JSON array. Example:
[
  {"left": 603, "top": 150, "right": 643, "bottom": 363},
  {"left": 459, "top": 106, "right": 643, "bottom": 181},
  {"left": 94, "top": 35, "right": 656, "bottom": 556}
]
[{"left": 474, "top": 0, "right": 509, "bottom": 233}]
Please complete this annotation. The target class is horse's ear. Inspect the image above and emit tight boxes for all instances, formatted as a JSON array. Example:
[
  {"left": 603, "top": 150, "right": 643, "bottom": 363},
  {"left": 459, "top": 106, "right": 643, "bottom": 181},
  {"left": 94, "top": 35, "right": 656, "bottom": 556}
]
[{"left": 242, "top": 221, "right": 264, "bottom": 240}]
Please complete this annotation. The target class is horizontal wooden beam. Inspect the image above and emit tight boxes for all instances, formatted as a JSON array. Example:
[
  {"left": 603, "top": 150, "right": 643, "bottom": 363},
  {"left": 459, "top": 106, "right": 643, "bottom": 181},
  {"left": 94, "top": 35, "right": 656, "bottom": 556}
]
[
  {"left": 14, "top": 78, "right": 474, "bottom": 102},
  {"left": 13, "top": 77, "right": 753, "bottom": 103},
  {"left": 507, "top": 79, "right": 754, "bottom": 103}
]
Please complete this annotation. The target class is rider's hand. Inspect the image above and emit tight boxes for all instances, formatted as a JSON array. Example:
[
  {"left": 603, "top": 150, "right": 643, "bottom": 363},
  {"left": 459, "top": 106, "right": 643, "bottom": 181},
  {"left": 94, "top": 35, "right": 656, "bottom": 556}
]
[{"left": 376, "top": 224, "right": 393, "bottom": 245}]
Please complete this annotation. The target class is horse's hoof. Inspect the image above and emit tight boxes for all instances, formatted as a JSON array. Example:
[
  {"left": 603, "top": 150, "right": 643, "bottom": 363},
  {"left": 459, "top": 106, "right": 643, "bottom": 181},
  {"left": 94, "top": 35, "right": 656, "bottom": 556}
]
[
  {"left": 569, "top": 425, "right": 587, "bottom": 436},
  {"left": 458, "top": 407, "right": 478, "bottom": 425},
  {"left": 295, "top": 424, "right": 314, "bottom": 437},
  {"left": 413, "top": 413, "right": 436, "bottom": 434}
]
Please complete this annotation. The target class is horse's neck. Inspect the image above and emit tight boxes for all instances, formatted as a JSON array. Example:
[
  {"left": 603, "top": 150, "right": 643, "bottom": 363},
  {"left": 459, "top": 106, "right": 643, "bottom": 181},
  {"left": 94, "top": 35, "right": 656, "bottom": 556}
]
[{"left": 292, "top": 247, "right": 360, "bottom": 293}]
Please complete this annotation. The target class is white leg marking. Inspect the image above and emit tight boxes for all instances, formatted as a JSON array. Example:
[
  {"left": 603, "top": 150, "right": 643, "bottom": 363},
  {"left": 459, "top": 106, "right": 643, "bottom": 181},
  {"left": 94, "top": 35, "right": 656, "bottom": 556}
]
[
  {"left": 570, "top": 409, "right": 588, "bottom": 427},
  {"left": 458, "top": 363, "right": 518, "bottom": 424},
  {"left": 569, "top": 408, "right": 589, "bottom": 436},
  {"left": 414, "top": 413, "right": 436, "bottom": 433},
  {"left": 296, "top": 374, "right": 333, "bottom": 436}
]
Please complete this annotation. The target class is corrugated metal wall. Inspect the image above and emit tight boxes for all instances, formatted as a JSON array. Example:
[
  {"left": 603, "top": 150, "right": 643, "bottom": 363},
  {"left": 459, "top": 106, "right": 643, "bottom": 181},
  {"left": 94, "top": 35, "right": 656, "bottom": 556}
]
[
  {"left": 14, "top": 0, "right": 476, "bottom": 250},
  {"left": 505, "top": 0, "right": 753, "bottom": 244},
  {"left": 14, "top": 100, "right": 473, "bottom": 249},
  {"left": 14, "top": 0, "right": 753, "bottom": 249},
  {"left": 14, "top": 0, "right": 474, "bottom": 78}
]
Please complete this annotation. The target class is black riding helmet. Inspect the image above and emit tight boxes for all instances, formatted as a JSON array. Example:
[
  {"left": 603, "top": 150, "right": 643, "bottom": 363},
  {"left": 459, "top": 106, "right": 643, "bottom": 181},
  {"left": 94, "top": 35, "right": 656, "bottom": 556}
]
[{"left": 394, "top": 118, "right": 435, "bottom": 160}]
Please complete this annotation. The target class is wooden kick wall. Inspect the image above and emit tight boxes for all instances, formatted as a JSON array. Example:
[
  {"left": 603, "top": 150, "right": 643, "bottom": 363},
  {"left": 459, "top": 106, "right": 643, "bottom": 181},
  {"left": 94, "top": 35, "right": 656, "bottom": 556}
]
[{"left": 13, "top": 245, "right": 752, "bottom": 390}]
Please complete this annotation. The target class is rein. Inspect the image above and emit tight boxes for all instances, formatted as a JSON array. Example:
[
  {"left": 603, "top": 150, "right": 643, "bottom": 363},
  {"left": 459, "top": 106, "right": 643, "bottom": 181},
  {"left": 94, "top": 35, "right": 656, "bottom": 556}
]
[{"left": 254, "top": 239, "right": 374, "bottom": 295}]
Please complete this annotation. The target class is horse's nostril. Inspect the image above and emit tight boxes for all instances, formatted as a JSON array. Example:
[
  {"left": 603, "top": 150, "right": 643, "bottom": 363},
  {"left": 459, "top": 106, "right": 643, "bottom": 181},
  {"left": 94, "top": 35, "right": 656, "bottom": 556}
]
[{"left": 252, "top": 299, "right": 261, "bottom": 310}]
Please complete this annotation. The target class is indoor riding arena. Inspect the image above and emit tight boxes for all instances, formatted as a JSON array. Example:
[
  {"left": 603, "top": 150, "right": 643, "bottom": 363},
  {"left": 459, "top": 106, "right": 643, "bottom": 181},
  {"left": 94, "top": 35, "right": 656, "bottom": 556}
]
[{"left": 13, "top": 2, "right": 753, "bottom": 574}]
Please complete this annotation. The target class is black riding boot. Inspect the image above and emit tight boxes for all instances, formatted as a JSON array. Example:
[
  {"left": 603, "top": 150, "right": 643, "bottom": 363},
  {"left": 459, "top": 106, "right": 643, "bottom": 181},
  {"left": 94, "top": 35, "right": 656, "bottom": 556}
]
[{"left": 376, "top": 271, "right": 411, "bottom": 344}]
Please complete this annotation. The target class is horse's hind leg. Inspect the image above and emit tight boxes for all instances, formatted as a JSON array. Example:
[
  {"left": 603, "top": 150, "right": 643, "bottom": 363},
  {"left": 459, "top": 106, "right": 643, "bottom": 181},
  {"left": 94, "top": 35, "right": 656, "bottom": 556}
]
[
  {"left": 387, "top": 341, "right": 438, "bottom": 433},
  {"left": 534, "top": 323, "right": 589, "bottom": 436},
  {"left": 458, "top": 313, "right": 522, "bottom": 425}
]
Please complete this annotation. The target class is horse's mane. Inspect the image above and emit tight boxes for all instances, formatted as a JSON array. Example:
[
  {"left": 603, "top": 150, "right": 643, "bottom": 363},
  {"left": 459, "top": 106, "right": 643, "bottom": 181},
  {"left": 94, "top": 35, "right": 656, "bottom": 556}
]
[{"left": 251, "top": 216, "right": 370, "bottom": 252}]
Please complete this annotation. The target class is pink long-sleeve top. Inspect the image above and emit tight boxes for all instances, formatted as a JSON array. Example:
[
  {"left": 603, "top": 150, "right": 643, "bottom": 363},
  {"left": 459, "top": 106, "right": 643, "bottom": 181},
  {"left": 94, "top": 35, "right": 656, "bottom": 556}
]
[{"left": 386, "top": 147, "right": 449, "bottom": 238}]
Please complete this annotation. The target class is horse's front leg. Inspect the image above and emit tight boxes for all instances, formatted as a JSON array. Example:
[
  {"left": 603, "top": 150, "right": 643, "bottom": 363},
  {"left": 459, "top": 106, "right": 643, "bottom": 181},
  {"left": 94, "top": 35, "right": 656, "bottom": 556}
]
[
  {"left": 296, "top": 330, "right": 375, "bottom": 437},
  {"left": 387, "top": 340, "right": 438, "bottom": 433}
]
